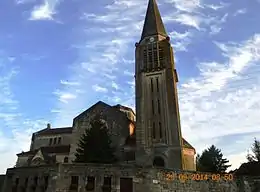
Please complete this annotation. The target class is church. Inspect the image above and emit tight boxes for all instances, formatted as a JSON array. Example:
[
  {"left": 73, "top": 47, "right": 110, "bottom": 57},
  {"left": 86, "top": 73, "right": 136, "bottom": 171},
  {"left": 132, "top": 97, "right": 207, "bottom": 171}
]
[{"left": 0, "top": 0, "right": 223, "bottom": 191}]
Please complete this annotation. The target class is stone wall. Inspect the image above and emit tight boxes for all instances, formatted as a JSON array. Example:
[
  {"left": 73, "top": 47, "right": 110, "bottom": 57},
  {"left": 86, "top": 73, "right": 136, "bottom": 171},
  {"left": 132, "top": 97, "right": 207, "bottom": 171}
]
[
  {"left": 69, "top": 102, "right": 131, "bottom": 163},
  {"left": 32, "top": 133, "right": 72, "bottom": 150},
  {"left": 3, "top": 163, "right": 254, "bottom": 192}
]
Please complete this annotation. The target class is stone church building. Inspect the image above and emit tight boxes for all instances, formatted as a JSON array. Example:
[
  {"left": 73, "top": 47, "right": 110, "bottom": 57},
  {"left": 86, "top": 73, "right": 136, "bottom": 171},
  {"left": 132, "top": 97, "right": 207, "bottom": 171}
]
[{"left": 2, "top": 0, "right": 240, "bottom": 192}]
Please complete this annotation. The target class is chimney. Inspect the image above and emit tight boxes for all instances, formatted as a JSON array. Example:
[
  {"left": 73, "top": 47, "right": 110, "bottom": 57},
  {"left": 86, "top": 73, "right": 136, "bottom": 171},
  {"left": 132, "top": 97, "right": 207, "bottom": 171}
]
[{"left": 47, "top": 123, "right": 51, "bottom": 129}]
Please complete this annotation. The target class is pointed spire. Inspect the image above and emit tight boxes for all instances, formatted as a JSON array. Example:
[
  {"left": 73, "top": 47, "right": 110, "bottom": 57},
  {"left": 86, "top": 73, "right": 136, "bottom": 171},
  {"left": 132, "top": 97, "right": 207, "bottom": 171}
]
[{"left": 140, "top": 0, "right": 167, "bottom": 41}]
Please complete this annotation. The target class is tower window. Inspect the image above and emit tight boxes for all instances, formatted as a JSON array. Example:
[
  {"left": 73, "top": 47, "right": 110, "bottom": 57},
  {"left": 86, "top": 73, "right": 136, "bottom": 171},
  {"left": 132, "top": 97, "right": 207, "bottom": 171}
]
[
  {"left": 153, "top": 49, "right": 158, "bottom": 69},
  {"left": 159, "top": 46, "right": 164, "bottom": 67},
  {"left": 150, "top": 78, "right": 153, "bottom": 92},
  {"left": 152, "top": 122, "right": 156, "bottom": 139},
  {"left": 158, "top": 99, "right": 161, "bottom": 114},
  {"left": 152, "top": 100, "right": 154, "bottom": 114},
  {"left": 53, "top": 137, "right": 57, "bottom": 145},
  {"left": 148, "top": 49, "right": 153, "bottom": 69},
  {"left": 49, "top": 138, "right": 53, "bottom": 145},
  {"left": 58, "top": 137, "right": 61, "bottom": 144},
  {"left": 159, "top": 122, "right": 162, "bottom": 138},
  {"left": 156, "top": 78, "right": 159, "bottom": 92},
  {"left": 143, "top": 49, "right": 147, "bottom": 70}
]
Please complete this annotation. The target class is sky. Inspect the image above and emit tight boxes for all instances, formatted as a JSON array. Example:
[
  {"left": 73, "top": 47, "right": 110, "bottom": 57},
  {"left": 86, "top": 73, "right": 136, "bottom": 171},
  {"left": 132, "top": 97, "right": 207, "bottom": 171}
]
[{"left": 0, "top": 0, "right": 260, "bottom": 174}]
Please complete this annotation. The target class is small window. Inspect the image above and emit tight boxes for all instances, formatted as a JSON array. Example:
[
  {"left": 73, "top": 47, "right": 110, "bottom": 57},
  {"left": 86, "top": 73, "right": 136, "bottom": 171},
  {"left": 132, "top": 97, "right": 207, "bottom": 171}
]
[
  {"left": 15, "top": 178, "right": 19, "bottom": 185},
  {"left": 58, "top": 137, "right": 61, "bottom": 144},
  {"left": 150, "top": 78, "right": 153, "bottom": 92},
  {"left": 158, "top": 99, "right": 161, "bottom": 114},
  {"left": 25, "top": 178, "right": 28, "bottom": 187},
  {"left": 156, "top": 78, "right": 159, "bottom": 92},
  {"left": 33, "top": 176, "right": 38, "bottom": 185},
  {"left": 86, "top": 176, "right": 95, "bottom": 191},
  {"left": 159, "top": 122, "right": 162, "bottom": 139},
  {"left": 53, "top": 137, "right": 57, "bottom": 145},
  {"left": 152, "top": 122, "right": 156, "bottom": 139},
  {"left": 102, "top": 177, "right": 112, "bottom": 192},
  {"left": 70, "top": 176, "right": 78, "bottom": 190},
  {"left": 152, "top": 100, "right": 154, "bottom": 114},
  {"left": 49, "top": 138, "right": 53, "bottom": 145},
  {"left": 64, "top": 157, "right": 68, "bottom": 163},
  {"left": 44, "top": 176, "right": 49, "bottom": 190}
]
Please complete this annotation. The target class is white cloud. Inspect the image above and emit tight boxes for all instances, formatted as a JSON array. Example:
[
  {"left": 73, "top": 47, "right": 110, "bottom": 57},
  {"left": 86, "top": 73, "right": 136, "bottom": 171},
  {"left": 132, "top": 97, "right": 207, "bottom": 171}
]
[
  {"left": 111, "top": 82, "right": 119, "bottom": 90},
  {"left": 60, "top": 80, "right": 80, "bottom": 86},
  {"left": 53, "top": 90, "right": 77, "bottom": 103},
  {"left": 205, "top": 2, "right": 228, "bottom": 10},
  {"left": 0, "top": 119, "right": 48, "bottom": 174},
  {"left": 165, "top": 0, "right": 202, "bottom": 13},
  {"left": 29, "top": 0, "right": 61, "bottom": 21},
  {"left": 15, "top": 0, "right": 35, "bottom": 4},
  {"left": 179, "top": 34, "right": 260, "bottom": 144},
  {"left": 169, "top": 31, "right": 192, "bottom": 51},
  {"left": 92, "top": 85, "right": 108, "bottom": 93},
  {"left": 234, "top": 8, "right": 247, "bottom": 16}
]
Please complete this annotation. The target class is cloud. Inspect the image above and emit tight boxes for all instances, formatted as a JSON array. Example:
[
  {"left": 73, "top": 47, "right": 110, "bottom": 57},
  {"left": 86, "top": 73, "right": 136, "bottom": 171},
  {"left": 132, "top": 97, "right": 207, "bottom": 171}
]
[
  {"left": 233, "top": 8, "right": 247, "bottom": 16},
  {"left": 179, "top": 34, "right": 260, "bottom": 146},
  {"left": 60, "top": 80, "right": 80, "bottom": 86},
  {"left": 0, "top": 54, "right": 50, "bottom": 173},
  {"left": 92, "top": 85, "right": 108, "bottom": 93},
  {"left": 53, "top": 90, "right": 77, "bottom": 103},
  {"left": 29, "top": 0, "right": 61, "bottom": 21},
  {"left": 0, "top": 119, "right": 48, "bottom": 173},
  {"left": 169, "top": 31, "right": 193, "bottom": 51},
  {"left": 15, "top": 0, "right": 35, "bottom": 4}
]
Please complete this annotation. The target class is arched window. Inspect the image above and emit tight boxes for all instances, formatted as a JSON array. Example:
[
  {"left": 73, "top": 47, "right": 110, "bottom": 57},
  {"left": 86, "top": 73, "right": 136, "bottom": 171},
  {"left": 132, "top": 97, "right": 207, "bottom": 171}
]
[
  {"left": 64, "top": 157, "right": 69, "bottom": 163},
  {"left": 153, "top": 156, "right": 165, "bottom": 168}
]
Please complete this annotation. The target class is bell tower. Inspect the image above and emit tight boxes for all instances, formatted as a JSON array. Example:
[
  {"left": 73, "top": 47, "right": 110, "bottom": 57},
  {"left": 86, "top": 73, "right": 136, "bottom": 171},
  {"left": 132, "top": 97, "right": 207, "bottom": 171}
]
[{"left": 135, "top": 0, "right": 183, "bottom": 170}]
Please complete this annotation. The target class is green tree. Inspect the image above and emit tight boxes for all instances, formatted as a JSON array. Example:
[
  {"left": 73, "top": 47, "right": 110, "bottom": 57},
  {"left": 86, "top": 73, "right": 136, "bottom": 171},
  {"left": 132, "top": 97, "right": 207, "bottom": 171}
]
[
  {"left": 196, "top": 145, "right": 231, "bottom": 173},
  {"left": 247, "top": 138, "right": 260, "bottom": 162},
  {"left": 74, "top": 116, "right": 117, "bottom": 164}
]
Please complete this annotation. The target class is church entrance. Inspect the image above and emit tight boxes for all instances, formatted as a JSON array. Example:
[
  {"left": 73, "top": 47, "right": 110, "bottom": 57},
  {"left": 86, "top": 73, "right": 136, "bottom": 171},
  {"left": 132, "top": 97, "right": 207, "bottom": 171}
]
[
  {"left": 120, "top": 178, "right": 133, "bottom": 192},
  {"left": 153, "top": 156, "right": 165, "bottom": 167}
]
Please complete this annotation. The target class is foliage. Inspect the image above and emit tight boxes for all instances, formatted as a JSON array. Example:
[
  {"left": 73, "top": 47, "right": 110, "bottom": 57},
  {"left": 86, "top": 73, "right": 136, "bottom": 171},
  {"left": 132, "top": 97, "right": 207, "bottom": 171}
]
[
  {"left": 247, "top": 138, "right": 260, "bottom": 162},
  {"left": 196, "top": 145, "right": 231, "bottom": 173},
  {"left": 74, "top": 115, "right": 117, "bottom": 164}
]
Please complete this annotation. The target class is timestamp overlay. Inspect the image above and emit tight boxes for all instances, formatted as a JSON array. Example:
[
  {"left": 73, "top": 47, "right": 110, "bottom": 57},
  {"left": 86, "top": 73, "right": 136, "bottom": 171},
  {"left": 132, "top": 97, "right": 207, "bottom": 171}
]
[{"left": 161, "top": 171, "right": 234, "bottom": 183}]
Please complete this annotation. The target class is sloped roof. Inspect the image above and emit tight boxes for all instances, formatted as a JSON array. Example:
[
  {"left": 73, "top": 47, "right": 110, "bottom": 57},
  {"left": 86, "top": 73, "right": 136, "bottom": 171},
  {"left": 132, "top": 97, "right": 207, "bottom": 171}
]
[
  {"left": 17, "top": 145, "right": 70, "bottom": 157},
  {"left": 113, "top": 104, "right": 135, "bottom": 115},
  {"left": 36, "top": 127, "right": 72, "bottom": 136},
  {"left": 141, "top": 0, "right": 167, "bottom": 41},
  {"left": 73, "top": 101, "right": 111, "bottom": 121},
  {"left": 182, "top": 138, "right": 195, "bottom": 150}
]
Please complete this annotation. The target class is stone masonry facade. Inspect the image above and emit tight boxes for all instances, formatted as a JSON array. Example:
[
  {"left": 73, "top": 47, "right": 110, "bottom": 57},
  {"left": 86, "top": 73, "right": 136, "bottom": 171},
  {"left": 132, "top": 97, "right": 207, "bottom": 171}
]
[{"left": 2, "top": 163, "right": 243, "bottom": 192}]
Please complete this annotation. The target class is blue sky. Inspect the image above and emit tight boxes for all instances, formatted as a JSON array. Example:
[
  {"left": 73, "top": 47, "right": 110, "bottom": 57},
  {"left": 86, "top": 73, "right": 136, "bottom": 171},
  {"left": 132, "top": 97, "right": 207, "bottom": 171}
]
[{"left": 1, "top": 0, "right": 260, "bottom": 173}]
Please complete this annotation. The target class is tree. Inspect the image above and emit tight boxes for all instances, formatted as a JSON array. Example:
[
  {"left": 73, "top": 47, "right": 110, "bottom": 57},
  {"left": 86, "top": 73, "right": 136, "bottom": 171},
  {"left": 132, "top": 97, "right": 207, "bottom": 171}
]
[
  {"left": 74, "top": 116, "right": 117, "bottom": 164},
  {"left": 247, "top": 138, "right": 260, "bottom": 162},
  {"left": 196, "top": 145, "right": 231, "bottom": 173}
]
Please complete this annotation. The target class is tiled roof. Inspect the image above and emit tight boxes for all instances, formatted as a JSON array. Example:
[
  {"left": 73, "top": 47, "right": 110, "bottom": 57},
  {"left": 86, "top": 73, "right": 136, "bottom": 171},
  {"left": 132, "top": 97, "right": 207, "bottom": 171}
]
[
  {"left": 182, "top": 138, "right": 195, "bottom": 150},
  {"left": 113, "top": 104, "right": 135, "bottom": 115},
  {"left": 17, "top": 145, "right": 70, "bottom": 156},
  {"left": 36, "top": 127, "right": 72, "bottom": 136},
  {"left": 141, "top": 0, "right": 167, "bottom": 41},
  {"left": 73, "top": 101, "right": 111, "bottom": 121}
]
